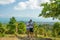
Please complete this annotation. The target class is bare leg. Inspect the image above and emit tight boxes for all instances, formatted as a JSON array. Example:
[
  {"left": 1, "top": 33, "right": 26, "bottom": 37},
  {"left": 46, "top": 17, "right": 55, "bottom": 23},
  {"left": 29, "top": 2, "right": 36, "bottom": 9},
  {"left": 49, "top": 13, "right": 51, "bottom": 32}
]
[
  {"left": 27, "top": 30, "right": 31, "bottom": 40},
  {"left": 31, "top": 32, "right": 33, "bottom": 38}
]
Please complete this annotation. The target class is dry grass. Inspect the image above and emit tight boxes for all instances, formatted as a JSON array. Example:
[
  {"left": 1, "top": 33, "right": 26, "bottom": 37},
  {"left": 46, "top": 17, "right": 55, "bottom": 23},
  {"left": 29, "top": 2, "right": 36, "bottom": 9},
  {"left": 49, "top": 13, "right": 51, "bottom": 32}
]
[
  {"left": 0, "top": 34, "right": 60, "bottom": 40},
  {"left": 0, "top": 37, "right": 18, "bottom": 40}
]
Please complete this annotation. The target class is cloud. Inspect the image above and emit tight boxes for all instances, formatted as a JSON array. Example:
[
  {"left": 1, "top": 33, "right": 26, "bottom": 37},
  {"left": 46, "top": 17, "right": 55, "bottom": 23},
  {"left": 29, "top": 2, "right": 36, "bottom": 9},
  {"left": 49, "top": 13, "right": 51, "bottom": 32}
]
[
  {"left": 0, "top": 0, "right": 15, "bottom": 5},
  {"left": 14, "top": 2, "right": 27, "bottom": 10},
  {"left": 14, "top": 0, "right": 50, "bottom": 10}
]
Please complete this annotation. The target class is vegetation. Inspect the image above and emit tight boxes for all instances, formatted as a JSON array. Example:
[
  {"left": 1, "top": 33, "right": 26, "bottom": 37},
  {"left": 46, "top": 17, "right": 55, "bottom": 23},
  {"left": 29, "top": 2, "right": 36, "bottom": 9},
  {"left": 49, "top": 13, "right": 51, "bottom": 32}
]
[
  {"left": 18, "top": 21, "right": 26, "bottom": 34},
  {"left": 38, "top": 0, "right": 60, "bottom": 39},
  {"left": 0, "top": 17, "right": 60, "bottom": 38},
  {"left": 0, "top": 0, "right": 60, "bottom": 40},
  {"left": 39, "top": 0, "right": 60, "bottom": 20},
  {"left": 6, "top": 17, "right": 17, "bottom": 34},
  {"left": 52, "top": 22, "right": 60, "bottom": 37},
  {"left": 0, "top": 22, "right": 5, "bottom": 37}
]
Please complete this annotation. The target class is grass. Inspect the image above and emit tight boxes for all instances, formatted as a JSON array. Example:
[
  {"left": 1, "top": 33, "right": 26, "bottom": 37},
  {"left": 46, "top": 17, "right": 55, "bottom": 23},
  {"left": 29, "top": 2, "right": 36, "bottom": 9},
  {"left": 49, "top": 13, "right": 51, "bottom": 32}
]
[{"left": 0, "top": 34, "right": 60, "bottom": 40}]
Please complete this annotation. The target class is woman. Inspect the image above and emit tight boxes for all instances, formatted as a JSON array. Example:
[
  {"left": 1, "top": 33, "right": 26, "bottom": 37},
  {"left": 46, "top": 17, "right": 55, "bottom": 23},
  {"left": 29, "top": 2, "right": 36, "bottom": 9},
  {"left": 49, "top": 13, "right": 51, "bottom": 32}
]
[{"left": 26, "top": 19, "right": 34, "bottom": 39}]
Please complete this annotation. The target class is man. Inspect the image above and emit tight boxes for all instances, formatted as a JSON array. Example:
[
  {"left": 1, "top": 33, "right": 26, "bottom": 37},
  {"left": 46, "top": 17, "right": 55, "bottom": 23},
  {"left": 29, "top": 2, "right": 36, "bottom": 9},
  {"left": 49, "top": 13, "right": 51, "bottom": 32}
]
[{"left": 26, "top": 19, "right": 34, "bottom": 39}]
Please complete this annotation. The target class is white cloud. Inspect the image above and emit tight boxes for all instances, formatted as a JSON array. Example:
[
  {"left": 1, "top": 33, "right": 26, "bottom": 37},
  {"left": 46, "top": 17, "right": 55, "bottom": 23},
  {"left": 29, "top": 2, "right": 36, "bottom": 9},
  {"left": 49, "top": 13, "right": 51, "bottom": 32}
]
[
  {"left": 14, "top": 0, "right": 50, "bottom": 10},
  {"left": 0, "top": 0, "right": 15, "bottom": 5},
  {"left": 14, "top": 2, "right": 27, "bottom": 10}
]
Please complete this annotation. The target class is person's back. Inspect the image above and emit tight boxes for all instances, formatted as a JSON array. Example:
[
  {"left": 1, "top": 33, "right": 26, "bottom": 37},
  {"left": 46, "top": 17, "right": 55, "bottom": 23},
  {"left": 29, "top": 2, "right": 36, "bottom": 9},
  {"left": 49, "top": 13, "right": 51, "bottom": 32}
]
[
  {"left": 26, "top": 19, "right": 34, "bottom": 39},
  {"left": 26, "top": 19, "right": 33, "bottom": 30},
  {"left": 29, "top": 21, "right": 33, "bottom": 28}
]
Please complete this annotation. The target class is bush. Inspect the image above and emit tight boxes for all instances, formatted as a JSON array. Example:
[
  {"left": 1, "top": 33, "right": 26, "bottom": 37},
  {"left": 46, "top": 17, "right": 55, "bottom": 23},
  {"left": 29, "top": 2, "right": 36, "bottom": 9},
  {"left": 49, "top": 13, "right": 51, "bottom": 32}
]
[
  {"left": 52, "top": 22, "right": 60, "bottom": 37},
  {"left": 0, "top": 33, "right": 5, "bottom": 37},
  {"left": 18, "top": 22, "right": 26, "bottom": 34}
]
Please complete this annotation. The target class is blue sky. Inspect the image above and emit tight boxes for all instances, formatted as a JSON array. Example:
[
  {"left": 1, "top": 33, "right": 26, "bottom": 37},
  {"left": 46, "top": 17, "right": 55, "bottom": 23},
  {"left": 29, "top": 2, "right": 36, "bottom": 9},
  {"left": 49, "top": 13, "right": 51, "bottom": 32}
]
[
  {"left": 0, "top": 0, "right": 43, "bottom": 18},
  {"left": 0, "top": 0, "right": 60, "bottom": 22}
]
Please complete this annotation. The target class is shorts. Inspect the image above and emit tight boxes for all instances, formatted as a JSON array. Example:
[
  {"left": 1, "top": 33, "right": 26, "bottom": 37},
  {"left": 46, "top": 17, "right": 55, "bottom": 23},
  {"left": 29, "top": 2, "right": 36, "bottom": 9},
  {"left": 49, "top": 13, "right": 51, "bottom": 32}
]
[{"left": 29, "top": 28, "right": 33, "bottom": 32}]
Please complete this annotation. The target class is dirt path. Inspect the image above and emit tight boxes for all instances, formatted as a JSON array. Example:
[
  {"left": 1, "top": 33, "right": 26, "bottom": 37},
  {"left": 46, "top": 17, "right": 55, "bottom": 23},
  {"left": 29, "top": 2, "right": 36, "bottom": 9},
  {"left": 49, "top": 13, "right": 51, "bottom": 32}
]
[
  {"left": 0, "top": 34, "right": 52, "bottom": 40},
  {"left": 17, "top": 37, "right": 52, "bottom": 40},
  {"left": 16, "top": 36, "right": 52, "bottom": 40},
  {"left": 14, "top": 34, "right": 52, "bottom": 40},
  {"left": 0, "top": 34, "right": 59, "bottom": 40}
]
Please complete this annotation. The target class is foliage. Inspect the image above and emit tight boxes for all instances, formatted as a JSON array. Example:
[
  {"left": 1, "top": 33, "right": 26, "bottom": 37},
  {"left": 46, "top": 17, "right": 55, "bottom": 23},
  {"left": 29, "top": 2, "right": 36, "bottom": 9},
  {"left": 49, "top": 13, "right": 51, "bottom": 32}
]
[
  {"left": 33, "top": 22, "right": 38, "bottom": 33},
  {"left": 52, "top": 22, "right": 60, "bottom": 37},
  {"left": 39, "top": 0, "right": 60, "bottom": 37},
  {"left": 39, "top": 0, "right": 60, "bottom": 20},
  {"left": 9, "top": 17, "right": 16, "bottom": 24},
  {"left": 6, "top": 17, "right": 16, "bottom": 34},
  {"left": 0, "top": 17, "right": 60, "bottom": 38},
  {"left": 0, "top": 22, "right": 5, "bottom": 37},
  {"left": 37, "top": 24, "right": 43, "bottom": 35},
  {"left": 0, "top": 22, "right": 2, "bottom": 27},
  {"left": 33, "top": 22, "right": 39, "bottom": 37},
  {"left": 18, "top": 21, "right": 26, "bottom": 34}
]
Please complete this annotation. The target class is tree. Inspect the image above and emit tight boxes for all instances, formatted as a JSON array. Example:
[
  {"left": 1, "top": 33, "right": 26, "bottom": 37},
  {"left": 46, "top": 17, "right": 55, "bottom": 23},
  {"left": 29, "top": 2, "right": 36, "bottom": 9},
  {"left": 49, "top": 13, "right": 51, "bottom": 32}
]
[
  {"left": 18, "top": 21, "right": 26, "bottom": 34},
  {"left": 6, "top": 17, "right": 16, "bottom": 34},
  {"left": 9, "top": 17, "right": 16, "bottom": 24},
  {"left": 39, "top": 0, "right": 60, "bottom": 20}
]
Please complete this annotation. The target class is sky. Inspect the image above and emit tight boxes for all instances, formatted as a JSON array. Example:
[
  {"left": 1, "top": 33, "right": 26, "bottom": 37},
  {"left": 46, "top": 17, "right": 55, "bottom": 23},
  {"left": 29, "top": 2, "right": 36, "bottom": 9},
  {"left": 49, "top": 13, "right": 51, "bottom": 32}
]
[{"left": 0, "top": 0, "right": 60, "bottom": 22}]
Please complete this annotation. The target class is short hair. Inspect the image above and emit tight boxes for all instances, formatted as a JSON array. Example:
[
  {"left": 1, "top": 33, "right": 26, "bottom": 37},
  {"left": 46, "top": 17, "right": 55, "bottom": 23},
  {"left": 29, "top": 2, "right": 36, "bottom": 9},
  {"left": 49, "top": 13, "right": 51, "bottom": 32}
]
[{"left": 29, "top": 19, "right": 32, "bottom": 23}]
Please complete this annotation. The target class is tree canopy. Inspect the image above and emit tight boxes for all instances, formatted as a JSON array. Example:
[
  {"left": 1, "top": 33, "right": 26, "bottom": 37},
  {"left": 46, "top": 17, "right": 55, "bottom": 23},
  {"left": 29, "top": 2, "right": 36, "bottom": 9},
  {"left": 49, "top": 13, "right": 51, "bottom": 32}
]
[{"left": 39, "top": 0, "right": 60, "bottom": 20}]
